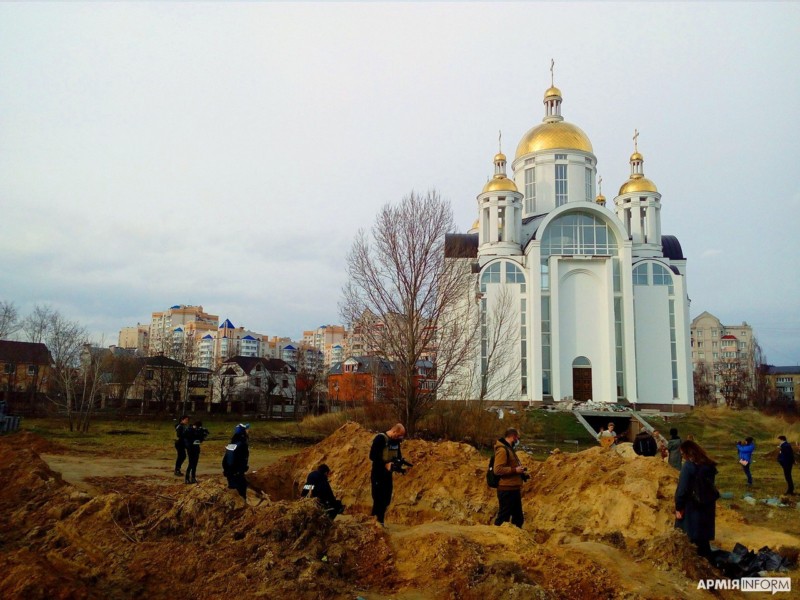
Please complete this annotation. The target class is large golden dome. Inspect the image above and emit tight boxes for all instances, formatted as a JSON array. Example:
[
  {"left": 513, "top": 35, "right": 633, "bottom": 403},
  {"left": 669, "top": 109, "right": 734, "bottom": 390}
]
[
  {"left": 482, "top": 175, "right": 518, "bottom": 194},
  {"left": 619, "top": 177, "right": 658, "bottom": 195},
  {"left": 515, "top": 121, "right": 593, "bottom": 158}
]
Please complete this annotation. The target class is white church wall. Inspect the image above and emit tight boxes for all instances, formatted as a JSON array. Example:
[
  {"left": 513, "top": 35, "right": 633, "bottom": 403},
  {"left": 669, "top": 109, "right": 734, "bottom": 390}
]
[{"left": 633, "top": 284, "right": 674, "bottom": 404}]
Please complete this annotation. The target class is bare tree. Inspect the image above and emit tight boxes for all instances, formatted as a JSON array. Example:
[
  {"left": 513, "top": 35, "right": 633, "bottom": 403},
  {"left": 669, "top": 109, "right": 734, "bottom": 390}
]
[
  {"left": 716, "top": 359, "right": 750, "bottom": 408},
  {"left": 22, "top": 304, "right": 56, "bottom": 344},
  {"left": 476, "top": 286, "right": 522, "bottom": 403},
  {"left": 43, "top": 311, "right": 89, "bottom": 431},
  {"left": 0, "top": 300, "right": 20, "bottom": 339},
  {"left": 692, "top": 361, "right": 715, "bottom": 406},
  {"left": 341, "top": 190, "right": 476, "bottom": 435}
]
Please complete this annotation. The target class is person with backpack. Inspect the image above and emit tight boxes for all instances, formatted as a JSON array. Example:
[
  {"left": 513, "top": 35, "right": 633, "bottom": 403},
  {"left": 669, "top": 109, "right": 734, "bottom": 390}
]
[
  {"left": 222, "top": 423, "right": 250, "bottom": 502},
  {"left": 667, "top": 428, "right": 682, "bottom": 471},
  {"left": 174, "top": 415, "right": 190, "bottom": 476},
  {"left": 675, "top": 439, "right": 719, "bottom": 558},
  {"left": 368, "top": 423, "right": 406, "bottom": 526},
  {"left": 736, "top": 437, "right": 755, "bottom": 486},
  {"left": 777, "top": 435, "right": 795, "bottom": 495},
  {"left": 301, "top": 464, "right": 344, "bottom": 520},
  {"left": 633, "top": 430, "right": 658, "bottom": 457},
  {"left": 492, "top": 428, "right": 528, "bottom": 528}
]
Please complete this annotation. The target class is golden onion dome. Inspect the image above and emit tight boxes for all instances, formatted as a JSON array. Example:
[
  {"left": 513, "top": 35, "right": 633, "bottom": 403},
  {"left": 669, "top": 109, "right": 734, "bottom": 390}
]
[
  {"left": 515, "top": 121, "right": 593, "bottom": 158},
  {"left": 595, "top": 193, "right": 606, "bottom": 203},
  {"left": 619, "top": 177, "right": 658, "bottom": 195},
  {"left": 630, "top": 151, "right": 643, "bottom": 162},
  {"left": 494, "top": 152, "right": 506, "bottom": 162},
  {"left": 470, "top": 219, "right": 479, "bottom": 231},
  {"left": 544, "top": 86, "right": 562, "bottom": 99},
  {"left": 482, "top": 175, "right": 518, "bottom": 194}
]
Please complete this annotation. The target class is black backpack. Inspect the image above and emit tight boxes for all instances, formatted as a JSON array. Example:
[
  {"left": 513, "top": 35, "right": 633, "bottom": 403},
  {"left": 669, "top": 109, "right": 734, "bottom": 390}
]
[
  {"left": 486, "top": 446, "right": 510, "bottom": 488},
  {"left": 692, "top": 466, "right": 720, "bottom": 505}
]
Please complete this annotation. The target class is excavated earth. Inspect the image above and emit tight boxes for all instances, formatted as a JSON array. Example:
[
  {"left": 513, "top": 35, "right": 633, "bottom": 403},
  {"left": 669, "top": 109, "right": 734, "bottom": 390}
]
[{"left": 1, "top": 422, "right": 797, "bottom": 599}]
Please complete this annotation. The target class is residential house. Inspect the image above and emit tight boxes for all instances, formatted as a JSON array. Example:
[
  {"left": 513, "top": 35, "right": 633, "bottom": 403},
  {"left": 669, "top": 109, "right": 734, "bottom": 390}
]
[
  {"left": 0, "top": 340, "right": 53, "bottom": 410},
  {"left": 214, "top": 356, "right": 297, "bottom": 417}
]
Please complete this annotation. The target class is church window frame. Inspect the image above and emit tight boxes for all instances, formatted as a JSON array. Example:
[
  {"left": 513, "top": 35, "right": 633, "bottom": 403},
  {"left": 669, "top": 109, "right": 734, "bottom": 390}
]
[
  {"left": 555, "top": 163, "right": 568, "bottom": 206},
  {"left": 524, "top": 167, "right": 536, "bottom": 213}
]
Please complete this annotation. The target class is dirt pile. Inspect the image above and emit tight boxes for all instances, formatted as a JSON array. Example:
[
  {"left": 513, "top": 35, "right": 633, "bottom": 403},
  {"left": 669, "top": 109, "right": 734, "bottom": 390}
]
[{"left": 1, "top": 423, "right": 796, "bottom": 599}]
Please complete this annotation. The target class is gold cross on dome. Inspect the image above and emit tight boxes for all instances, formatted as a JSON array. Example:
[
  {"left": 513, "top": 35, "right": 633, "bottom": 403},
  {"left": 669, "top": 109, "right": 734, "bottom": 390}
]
[{"left": 633, "top": 128, "right": 639, "bottom": 152}]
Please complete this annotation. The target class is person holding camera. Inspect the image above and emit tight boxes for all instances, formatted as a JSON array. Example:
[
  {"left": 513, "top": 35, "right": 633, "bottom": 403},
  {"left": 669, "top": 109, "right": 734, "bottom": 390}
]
[
  {"left": 368, "top": 423, "right": 406, "bottom": 526},
  {"left": 736, "top": 437, "right": 755, "bottom": 487},
  {"left": 184, "top": 420, "right": 208, "bottom": 484},
  {"left": 493, "top": 427, "right": 528, "bottom": 528},
  {"left": 174, "top": 415, "right": 190, "bottom": 476}
]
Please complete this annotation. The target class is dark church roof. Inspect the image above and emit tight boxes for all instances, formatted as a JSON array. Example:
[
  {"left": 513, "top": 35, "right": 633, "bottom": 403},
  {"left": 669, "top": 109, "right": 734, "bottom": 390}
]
[
  {"left": 661, "top": 235, "right": 685, "bottom": 260},
  {"left": 444, "top": 233, "right": 478, "bottom": 258}
]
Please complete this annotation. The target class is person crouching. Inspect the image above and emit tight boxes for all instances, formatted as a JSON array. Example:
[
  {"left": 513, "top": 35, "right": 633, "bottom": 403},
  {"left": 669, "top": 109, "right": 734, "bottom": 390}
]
[
  {"left": 222, "top": 423, "right": 250, "bottom": 504},
  {"left": 301, "top": 464, "right": 344, "bottom": 520}
]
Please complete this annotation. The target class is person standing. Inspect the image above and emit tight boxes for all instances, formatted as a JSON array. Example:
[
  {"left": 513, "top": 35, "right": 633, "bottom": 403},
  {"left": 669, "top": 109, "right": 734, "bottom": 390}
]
[
  {"left": 223, "top": 423, "right": 250, "bottom": 501},
  {"left": 598, "top": 423, "right": 617, "bottom": 448},
  {"left": 675, "top": 440, "right": 719, "bottom": 558},
  {"left": 493, "top": 427, "right": 527, "bottom": 528},
  {"left": 369, "top": 423, "right": 406, "bottom": 526},
  {"left": 302, "top": 464, "right": 344, "bottom": 520},
  {"left": 174, "top": 415, "right": 190, "bottom": 476},
  {"left": 184, "top": 421, "right": 207, "bottom": 484},
  {"left": 777, "top": 435, "right": 795, "bottom": 495},
  {"left": 653, "top": 430, "right": 669, "bottom": 460},
  {"left": 736, "top": 437, "right": 755, "bottom": 486},
  {"left": 667, "top": 428, "right": 682, "bottom": 470},
  {"left": 633, "top": 429, "right": 658, "bottom": 456}
]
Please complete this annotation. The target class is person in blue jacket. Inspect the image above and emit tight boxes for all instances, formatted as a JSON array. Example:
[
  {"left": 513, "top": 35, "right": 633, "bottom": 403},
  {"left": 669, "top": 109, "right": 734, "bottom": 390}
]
[{"left": 736, "top": 437, "right": 755, "bottom": 486}]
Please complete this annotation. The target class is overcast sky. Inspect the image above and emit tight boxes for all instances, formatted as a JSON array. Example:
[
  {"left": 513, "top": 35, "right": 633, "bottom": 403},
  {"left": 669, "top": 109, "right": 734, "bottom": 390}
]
[{"left": 1, "top": 3, "right": 798, "bottom": 364}]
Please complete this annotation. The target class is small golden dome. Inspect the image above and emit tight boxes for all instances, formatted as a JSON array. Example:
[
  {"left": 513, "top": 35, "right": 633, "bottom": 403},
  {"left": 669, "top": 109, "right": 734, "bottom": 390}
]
[
  {"left": 494, "top": 152, "right": 506, "bottom": 162},
  {"left": 515, "top": 121, "right": 593, "bottom": 158},
  {"left": 619, "top": 177, "right": 658, "bottom": 195},
  {"left": 470, "top": 219, "right": 479, "bottom": 231},
  {"left": 630, "top": 152, "right": 643, "bottom": 162},
  {"left": 544, "top": 86, "right": 562, "bottom": 99},
  {"left": 595, "top": 194, "right": 606, "bottom": 203},
  {"left": 482, "top": 175, "right": 518, "bottom": 194}
]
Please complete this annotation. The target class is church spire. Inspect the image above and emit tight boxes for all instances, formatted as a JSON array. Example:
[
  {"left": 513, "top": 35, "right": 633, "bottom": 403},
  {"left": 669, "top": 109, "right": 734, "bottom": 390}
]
[{"left": 543, "top": 58, "right": 563, "bottom": 123}]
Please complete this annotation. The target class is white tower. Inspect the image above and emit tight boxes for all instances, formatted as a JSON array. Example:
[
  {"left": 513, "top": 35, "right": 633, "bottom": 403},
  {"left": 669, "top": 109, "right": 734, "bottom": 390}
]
[
  {"left": 477, "top": 148, "right": 523, "bottom": 261},
  {"left": 614, "top": 130, "right": 663, "bottom": 258}
]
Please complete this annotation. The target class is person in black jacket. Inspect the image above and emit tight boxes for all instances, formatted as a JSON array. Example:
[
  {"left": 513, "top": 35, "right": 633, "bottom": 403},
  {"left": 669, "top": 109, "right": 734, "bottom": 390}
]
[
  {"left": 369, "top": 423, "right": 406, "bottom": 526},
  {"left": 633, "top": 430, "right": 658, "bottom": 457},
  {"left": 174, "top": 415, "right": 190, "bottom": 476},
  {"left": 301, "top": 464, "right": 344, "bottom": 520},
  {"left": 223, "top": 423, "right": 250, "bottom": 501},
  {"left": 675, "top": 440, "right": 718, "bottom": 558},
  {"left": 777, "top": 435, "right": 795, "bottom": 495},
  {"left": 184, "top": 421, "right": 208, "bottom": 484}
]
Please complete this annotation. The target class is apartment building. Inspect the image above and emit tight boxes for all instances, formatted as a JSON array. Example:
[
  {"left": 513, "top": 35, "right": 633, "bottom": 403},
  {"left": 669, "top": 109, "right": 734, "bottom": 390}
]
[
  {"left": 118, "top": 325, "right": 149, "bottom": 353},
  {"left": 766, "top": 366, "right": 800, "bottom": 403},
  {"left": 148, "top": 305, "right": 219, "bottom": 355}
]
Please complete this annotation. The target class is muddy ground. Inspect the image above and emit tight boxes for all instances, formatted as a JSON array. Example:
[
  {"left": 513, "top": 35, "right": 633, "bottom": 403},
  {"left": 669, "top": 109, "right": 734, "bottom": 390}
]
[{"left": 0, "top": 422, "right": 797, "bottom": 599}]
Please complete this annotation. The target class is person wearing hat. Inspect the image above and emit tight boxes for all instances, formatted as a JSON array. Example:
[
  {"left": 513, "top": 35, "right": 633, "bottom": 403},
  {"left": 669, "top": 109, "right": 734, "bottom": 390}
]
[{"left": 222, "top": 423, "right": 250, "bottom": 503}]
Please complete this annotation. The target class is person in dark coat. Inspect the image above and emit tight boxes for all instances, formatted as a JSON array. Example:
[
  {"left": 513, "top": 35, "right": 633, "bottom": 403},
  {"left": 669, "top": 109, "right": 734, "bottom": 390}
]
[
  {"left": 184, "top": 421, "right": 207, "bottom": 484},
  {"left": 493, "top": 427, "right": 528, "bottom": 528},
  {"left": 736, "top": 437, "right": 755, "bottom": 486},
  {"left": 223, "top": 423, "right": 250, "bottom": 501},
  {"left": 633, "top": 430, "right": 658, "bottom": 457},
  {"left": 777, "top": 435, "right": 795, "bottom": 495},
  {"left": 667, "top": 428, "right": 682, "bottom": 470},
  {"left": 369, "top": 423, "right": 406, "bottom": 526},
  {"left": 675, "top": 440, "right": 718, "bottom": 558},
  {"left": 302, "top": 464, "right": 344, "bottom": 519},
  {"left": 174, "top": 415, "right": 190, "bottom": 476}
]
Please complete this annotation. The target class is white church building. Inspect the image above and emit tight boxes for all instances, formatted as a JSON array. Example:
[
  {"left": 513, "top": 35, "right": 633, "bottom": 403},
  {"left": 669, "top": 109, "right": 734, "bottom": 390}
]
[{"left": 444, "top": 79, "right": 693, "bottom": 410}]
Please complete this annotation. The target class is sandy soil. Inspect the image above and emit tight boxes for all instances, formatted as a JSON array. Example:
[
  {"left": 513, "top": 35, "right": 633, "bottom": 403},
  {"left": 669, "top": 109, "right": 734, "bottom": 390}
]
[{"left": 0, "top": 423, "right": 797, "bottom": 600}]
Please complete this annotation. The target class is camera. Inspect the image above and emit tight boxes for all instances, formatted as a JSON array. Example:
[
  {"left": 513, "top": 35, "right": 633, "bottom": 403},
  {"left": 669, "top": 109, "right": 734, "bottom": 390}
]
[{"left": 390, "top": 458, "right": 414, "bottom": 475}]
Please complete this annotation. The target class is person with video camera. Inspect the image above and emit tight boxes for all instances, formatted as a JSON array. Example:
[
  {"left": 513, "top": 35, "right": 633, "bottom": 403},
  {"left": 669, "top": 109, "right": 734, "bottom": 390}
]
[
  {"left": 184, "top": 420, "right": 209, "bottom": 484},
  {"left": 301, "top": 464, "right": 344, "bottom": 520},
  {"left": 493, "top": 427, "right": 528, "bottom": 528},
  {"left": 369, "top": 422, "right": 407, "bottom": 526}
]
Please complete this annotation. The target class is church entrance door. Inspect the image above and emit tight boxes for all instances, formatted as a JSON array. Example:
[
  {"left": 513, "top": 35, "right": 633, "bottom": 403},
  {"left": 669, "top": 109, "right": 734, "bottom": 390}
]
[{"left": 572, "top": 356, "right": 592, "bottom": 401}]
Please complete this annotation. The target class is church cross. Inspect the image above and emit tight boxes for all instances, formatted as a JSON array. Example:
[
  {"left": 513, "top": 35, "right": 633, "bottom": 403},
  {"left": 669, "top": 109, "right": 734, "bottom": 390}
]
[
  {"left": 633, "top": 128, "right": 639, "bottom": 152},
  {"left": 550, "top": 59, "right": 555, "bottom": 86}
]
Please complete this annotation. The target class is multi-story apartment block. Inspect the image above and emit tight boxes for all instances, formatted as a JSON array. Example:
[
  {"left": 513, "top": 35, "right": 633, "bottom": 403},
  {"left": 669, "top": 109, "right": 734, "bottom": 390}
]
[
  {"left": 118, "top": 325, "right": 150, "bottom": 353},
  {"left": 690, "top": 311, "right": 755, "bottom": 404},
  {"left": 148, "top": 305, "right": 219, "bottom": 356},
  {"left": 302, "top": 325, "right": 348, "bottom": 368},
  {"left": 766, "top": 366, "right": 800, "bottom": 403}
]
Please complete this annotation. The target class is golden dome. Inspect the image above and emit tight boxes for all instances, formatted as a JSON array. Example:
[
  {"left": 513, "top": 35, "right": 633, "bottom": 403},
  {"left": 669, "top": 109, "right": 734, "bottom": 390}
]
[
  {"left": 544, "top": 86, "right": 562, "bottom": 99},
  {"left": 630, "top": 151, "right": 643, "bottom": 162},
  {"left": 470, "top": 219, "right": 479, "bottom": 231},
  {"left": 494, "top": 152, "right": 506, "bottom": 162},
  {"left": 619, "top": 177, "right": 658, "bottom": 195},
  {"left": 482, "top": 175, "right": 518, "bottom": 194},
  {"left": 595, "top": 194, "right": 606, "bottom": 203},
  {"left": 515, "top": 121, "right": 593, "bottom": 158}
]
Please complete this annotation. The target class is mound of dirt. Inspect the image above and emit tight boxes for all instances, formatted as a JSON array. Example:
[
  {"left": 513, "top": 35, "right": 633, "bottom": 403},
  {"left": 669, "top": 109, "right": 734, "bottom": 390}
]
[
  {"left": 4, "top": 430, "right": 69, "bottom": 455},
  {"left": 2, "top": 423, "right": 797, "bottom": 600}
]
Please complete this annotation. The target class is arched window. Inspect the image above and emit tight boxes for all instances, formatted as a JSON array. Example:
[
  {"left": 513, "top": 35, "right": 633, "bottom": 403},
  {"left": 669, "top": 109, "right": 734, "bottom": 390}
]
[
  {"left": 633, "top": 263, "right": 648, "bottom": 285},
  {"left": 480, "top": 260, "right": 526, "bottom": 292},
  {"left": 541, "top": 212, "right": 618, "bottom": 257}
]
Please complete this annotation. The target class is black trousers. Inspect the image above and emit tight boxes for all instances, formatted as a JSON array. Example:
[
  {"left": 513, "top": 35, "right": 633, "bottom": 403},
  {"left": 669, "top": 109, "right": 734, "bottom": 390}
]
[
  {"left": 782, "top": 463, "right": 795, "bottom": 494},
  {"left": 185, "top": 446, "right": 200, "bottom": 482},
  {"left": 371, "top": 472, "right": 393, "bottom": 523},
  {"left": 495, "top": 489, "right": 524, "bottom": 528},
  {"left": 174, "top": 441, "right": 186, "bottom": 472},
  {"left": 227, "top": 473, "right": 247, "bottom": 499}
]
